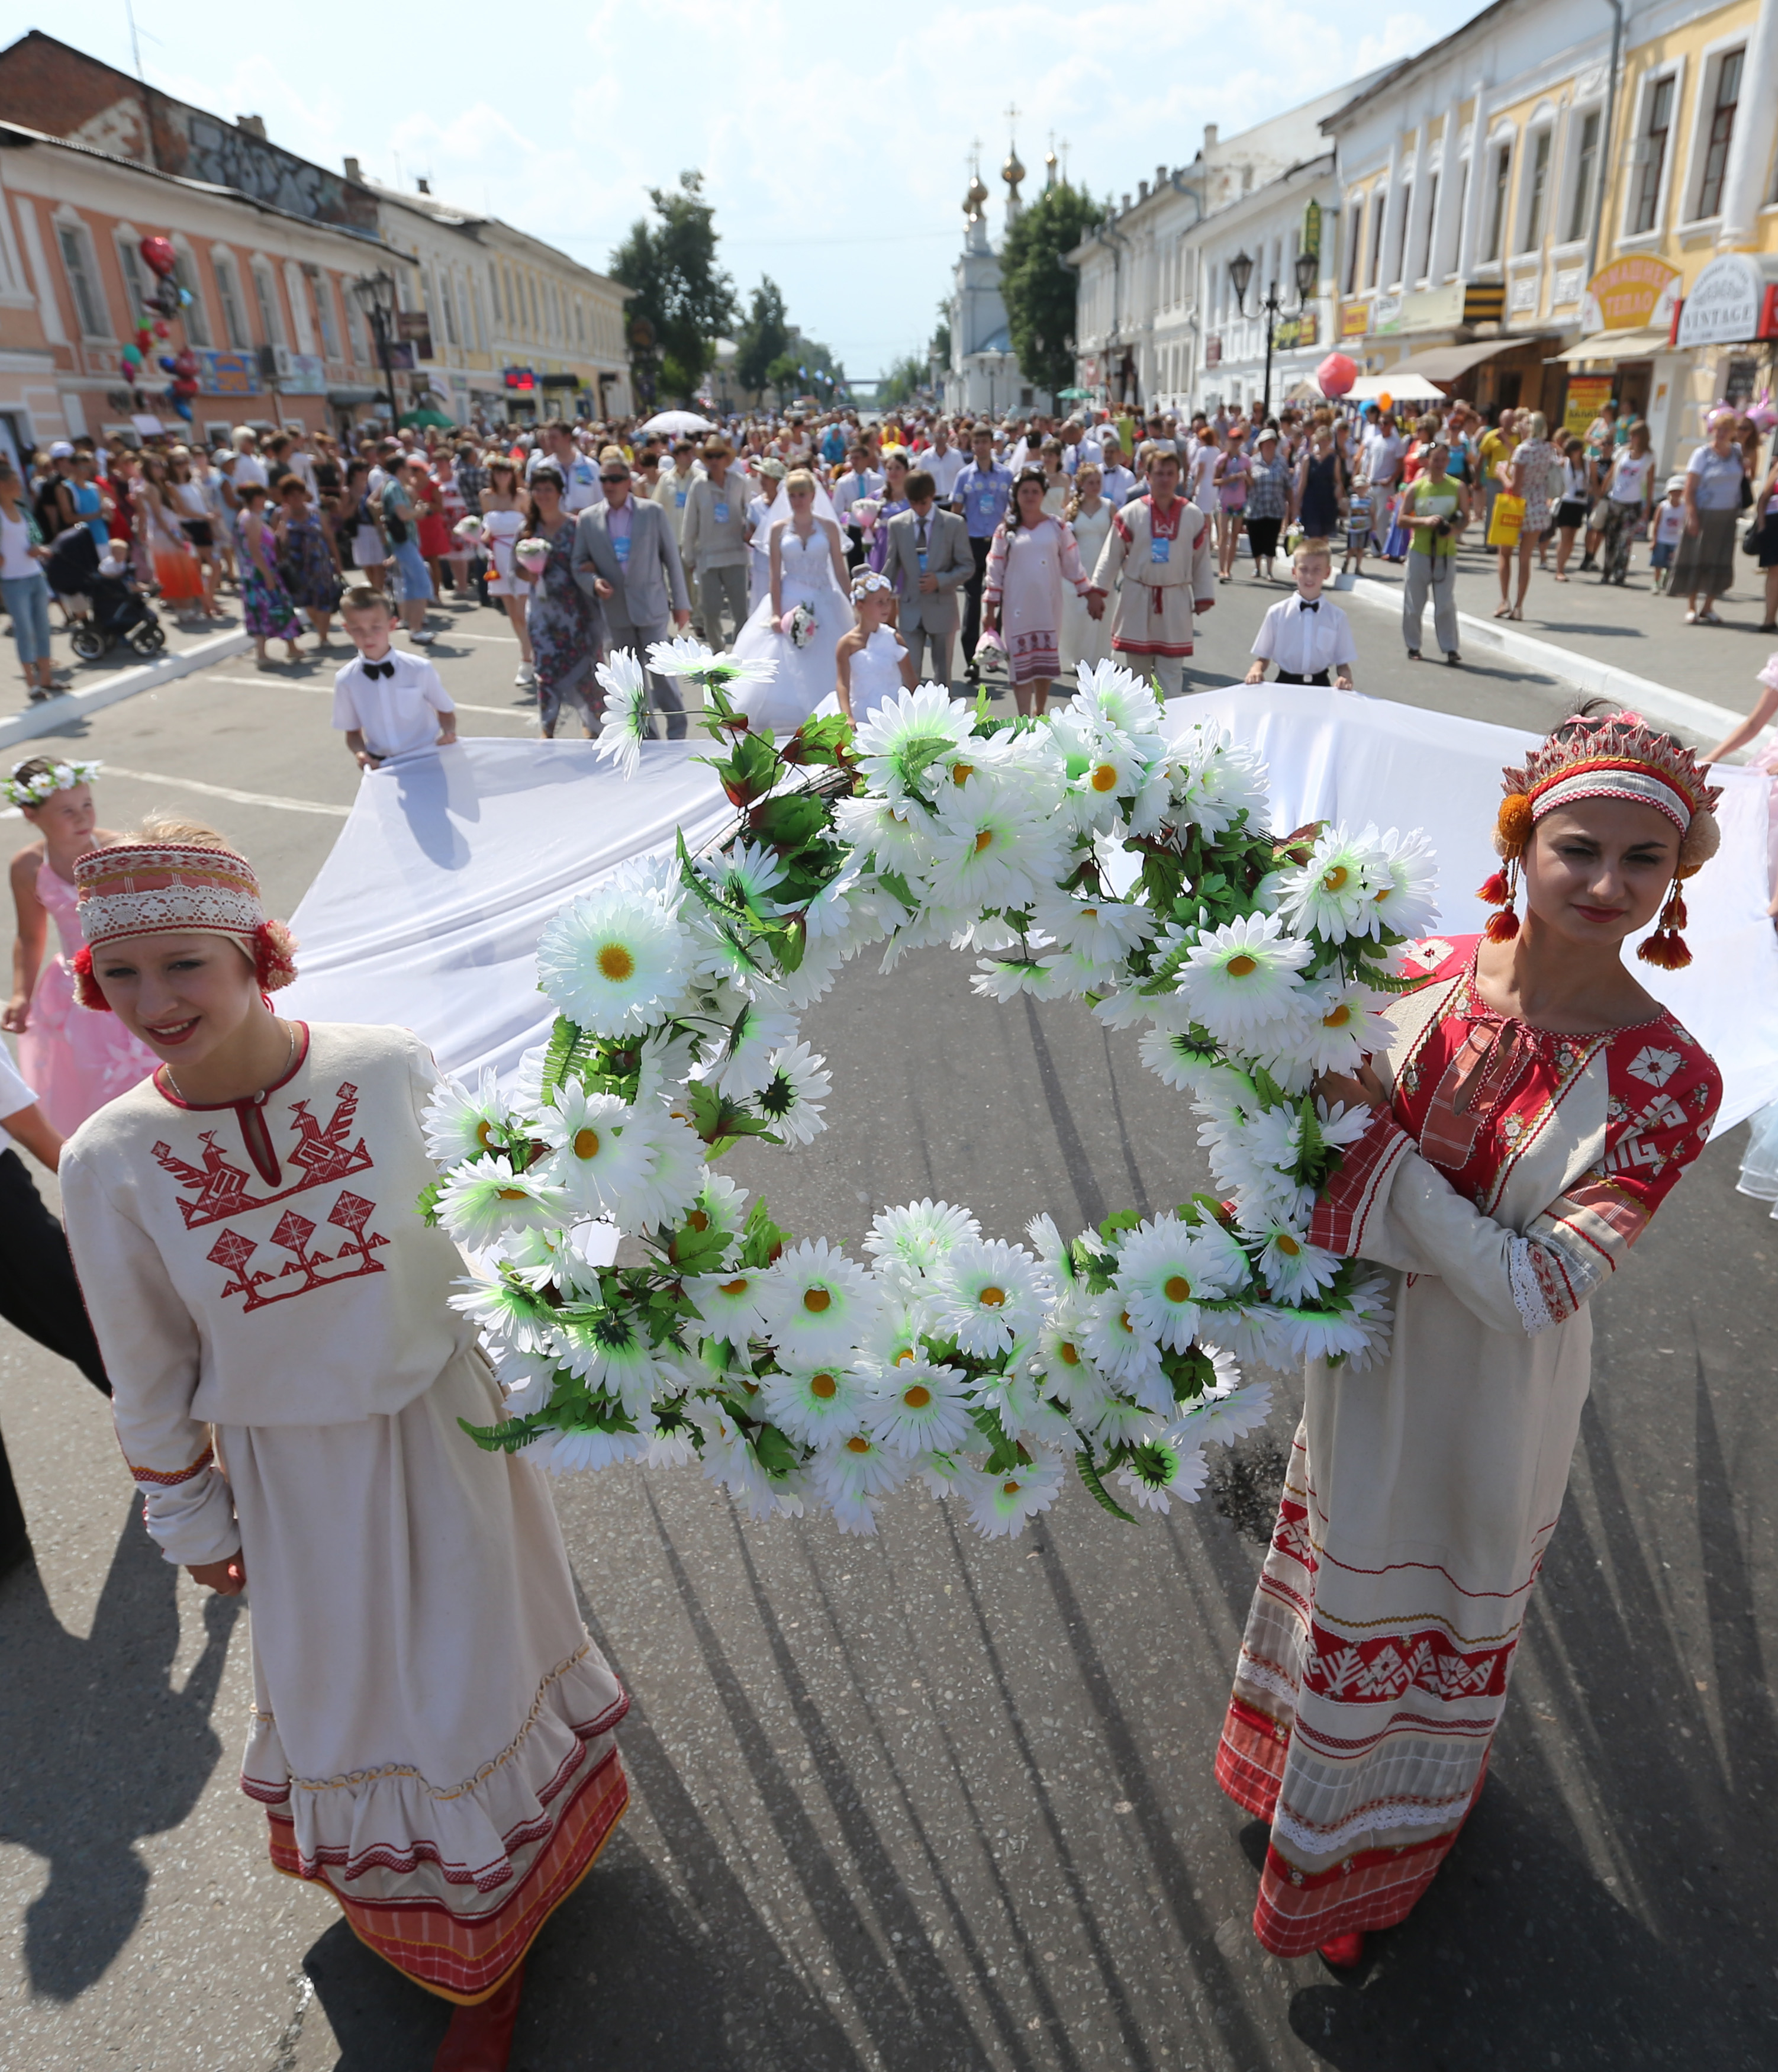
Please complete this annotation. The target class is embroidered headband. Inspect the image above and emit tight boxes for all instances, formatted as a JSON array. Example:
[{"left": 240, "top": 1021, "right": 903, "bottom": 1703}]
[
  {"left": 1479, "top": 713, "right": 1723, "bottom": 969},
  {"left": 70, "top": 841, "right": 298, "bottom": 1008}
]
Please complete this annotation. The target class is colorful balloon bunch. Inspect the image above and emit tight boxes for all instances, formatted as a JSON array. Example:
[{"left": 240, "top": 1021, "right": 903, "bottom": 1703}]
[{"left": 115, "top": 237, "right": 199, "bottom": 420}]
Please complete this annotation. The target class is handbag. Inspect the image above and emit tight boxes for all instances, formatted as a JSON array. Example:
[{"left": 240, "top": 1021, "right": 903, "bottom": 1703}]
[{"left": 1487, "top": 492, "right": 1526, "bottom": 549}]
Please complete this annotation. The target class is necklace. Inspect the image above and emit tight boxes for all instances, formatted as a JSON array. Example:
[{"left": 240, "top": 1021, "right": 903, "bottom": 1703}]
[{"left": 165, "top": 1016, "right": 296, "bottom": 1108}]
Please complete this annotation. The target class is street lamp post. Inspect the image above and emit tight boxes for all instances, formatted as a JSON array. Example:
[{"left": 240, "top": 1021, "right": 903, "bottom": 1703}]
[
  {"left": 1231, "top": 247, "right": 1323, "bottom": 422},
  {"left": 350, "top": 271, "right": 403, "bottom": 431}
]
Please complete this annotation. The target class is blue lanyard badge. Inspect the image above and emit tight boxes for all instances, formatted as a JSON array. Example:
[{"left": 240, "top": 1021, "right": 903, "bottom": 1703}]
[
  {"left": 917, "top": 549, "right": 929, "bottom": 572},
  {"left": 713, "top": 500, "right": 729, "bottom": 524},
  {"left": 1149, "top": 535, "right": 1171, "bottom": 563},
  {"left": 614, "top": 533, "right": 632, "bottom": 564},
  {"left": 675, "top": 487, "right": 687, "bottom": 507}
]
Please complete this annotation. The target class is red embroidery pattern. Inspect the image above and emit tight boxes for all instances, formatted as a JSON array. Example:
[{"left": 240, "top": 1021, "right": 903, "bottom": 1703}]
[
  {"left": 206, "top": 1189, "right": 388, "bottom": 1312},
  {"left": 153, "top": 1082, "right": 373, "bottom": 1230},
  {"left": 126, "top": 1442, "right": 214, "bottom": 1487},
  {"left": 1300, "top": 1618, "right": 1515, "bottom": 1704}
]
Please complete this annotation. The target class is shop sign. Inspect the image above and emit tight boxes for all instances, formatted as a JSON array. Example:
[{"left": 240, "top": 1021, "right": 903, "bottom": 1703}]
[
  {"left": 504, "top": 366, "right": 537, "bottom": 391},
  {"left": 1273, "top": 311, "right": 1319, "bottom": 350},
  {"left": 1399, "top": 281, "right": 1464, "bottom": 332},
  {"left": 1370, "top": 292, "right": 1403, "bottom": 335},
  {"left": 1580, "top": 255, "right": 1681, "bottom": 334},
  {"left": 1302, "top": 200, "right": 1322, "bottom": 261},
  {"left": 1339, "top": 301, "right": 1368, "bottom": 341},
  {"left": 1674, "top": 253, "right": 1778, "bottom": 349},
  {"left": 279, "top": 353, "right": 327, "bottom": 395},
  {"left": 1204, "top": 334, "right": 1221, "bottom": 366},
  {"left": 195, "top": 348, "right": 256, "bottom": 396},
  {"left": 1563, "top": 375, "right": 1613, "bottom": 440},
  {"left": 397, "top": 309, "right": 434, "bottom": 359}
]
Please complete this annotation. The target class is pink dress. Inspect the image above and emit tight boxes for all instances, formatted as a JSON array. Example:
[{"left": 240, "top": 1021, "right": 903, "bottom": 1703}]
[{"left": 18, "top": 860, "right": 157, "bottom": 1134}]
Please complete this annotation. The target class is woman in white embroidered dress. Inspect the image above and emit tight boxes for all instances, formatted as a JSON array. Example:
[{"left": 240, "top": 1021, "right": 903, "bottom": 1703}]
[
  {"left": 983, "top": 468, "right": 1091, "bottom": 718},
  {"left": 1217, "top": 712, "right": 1724, "bottom": 1970},
  {"left": 59, "top": 818, "right": 627, "bottom": 2072}
]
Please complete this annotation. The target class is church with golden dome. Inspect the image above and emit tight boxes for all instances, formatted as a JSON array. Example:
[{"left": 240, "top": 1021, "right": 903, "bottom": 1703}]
[{"left": 939, "top": 130, "right": 1047, "bottom": 416}]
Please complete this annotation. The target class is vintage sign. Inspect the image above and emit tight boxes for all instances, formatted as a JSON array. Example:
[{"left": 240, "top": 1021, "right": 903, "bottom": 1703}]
[
  {"left": 1580, "top": 256, "right": 1682, "bottom": 334},
  {"left": 1674, "top": 253, "right": 1778, "bottom": 349}
]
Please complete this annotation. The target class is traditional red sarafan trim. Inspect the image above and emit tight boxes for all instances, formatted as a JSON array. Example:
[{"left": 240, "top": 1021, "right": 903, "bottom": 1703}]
[{"left": 1308, "top": 1109, "right": 1411, "bottom": 1256}]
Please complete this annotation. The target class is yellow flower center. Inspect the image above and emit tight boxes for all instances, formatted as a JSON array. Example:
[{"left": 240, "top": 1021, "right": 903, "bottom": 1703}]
[
  {"left": 686, "top": 1209, "right": 709, "bottom": 1232},
  {"left": 1374, "top": 885, "right": 1392, "bottom": 902},
  {"left": 804, "top": 1286, "right": 833, "bottom": 1312},
  {"left": 597, "top": 942, "right": 636, "bottom": 982},
  {"left": 719, "top": 1277, "right": 749, "bottom": 1296},
  {"left": 951, "top": 761, "right": 974, "bottom": 786},
  {"left": 1091, "top": 763, "right": 1119, "bottom": 793},
  {"left": 1164, "top": 1274, "right": 1191, "bottom": 1303},
  {"left": 1081, "top": 906, "right": 1099, "bottom": 919},
  {"left": 810, "top": 1372, "right": 838, "bottom": 1399},
  {"left": 846, "top": 1434, "right": 871, "bottom": 1454},
  {"left": 573, "top": 1128, "right": 601, "bottom": 1159},
  {"left": 1322, "top": 1005, "right": 1352, "bottom": 1029},
  {"left": 1323, "top": 864, "right": 1349, "bottom": 891},
  {"left": 974, "top": 828, "right": 994, "bottom": 852},
  {"left": 978, "top": 1285, "right": 1006, "bottom": 1308},
  {"left": 1119, "top": 1310, "right": 1133, "bottom": 1333},
  {"left": 902, "top": 1384, "right": 932, "bottom": 1409},
  {"left": 1275, "top": 1234, "right": 1302, "bottom": 1257},
  {"left": 495, "top": 1186, "right": 528, "bottom": 1201},
  {"left": 1226, "top": 953, "right": 1257, "bottom": 978},
  {"left": 1058, "top": 1340, "right": 1081, "bottom": 1366},
  {"left": 475, "top": 1119, "right": 495, "bottom": 1148},
  {"left": 1001, "top": 1478, "right": 1023, "bottom": 1497},
  {"left": 894, "top": 1346, "right": 916, "bottom": 1365}
]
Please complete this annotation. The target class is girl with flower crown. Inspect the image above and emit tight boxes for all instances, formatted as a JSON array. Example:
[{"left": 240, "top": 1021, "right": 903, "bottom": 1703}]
[
  {"left": 57, "top": 815, "right": 628, "bottom": 2072},
  {"left": 1217, "top": 711, "right": 1724, "bottom": 1971},
  {"left": 3, "top": 758, "right": 157, "bottom": 1132}
]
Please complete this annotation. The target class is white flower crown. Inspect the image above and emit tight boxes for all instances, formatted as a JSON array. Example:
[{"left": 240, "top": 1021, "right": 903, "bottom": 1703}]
[{"left": 4, "top": 759, "right": 101, "bottom": 809}]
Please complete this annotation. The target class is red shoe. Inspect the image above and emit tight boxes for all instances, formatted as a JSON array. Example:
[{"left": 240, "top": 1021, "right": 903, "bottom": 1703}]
[
  {"left": 1318, "top": 1931, "right": 1365, "bottom": 1968},
  {"left": 434, "top": 1962, "right": 525, "bottom": 2072}
]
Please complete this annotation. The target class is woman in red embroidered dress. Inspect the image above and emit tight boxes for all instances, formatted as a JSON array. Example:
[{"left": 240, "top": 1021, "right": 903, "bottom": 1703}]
[
  {"left": 1216, "top": 714, "right": 1725, "bottom": 1968},
  {"left": 58, "top": 819, "right": 627, "bottom": 2071}
]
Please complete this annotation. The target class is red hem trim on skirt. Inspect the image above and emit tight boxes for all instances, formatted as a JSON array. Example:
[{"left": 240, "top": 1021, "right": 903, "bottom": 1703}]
[{"left": 1112, "top": 639, "right": 1194, "bottom": 657}]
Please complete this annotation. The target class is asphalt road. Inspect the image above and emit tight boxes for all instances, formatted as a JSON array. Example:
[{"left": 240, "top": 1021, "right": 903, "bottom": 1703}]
[{"left": 1, "top": 582, "right": 1774, "bottom": 2071}]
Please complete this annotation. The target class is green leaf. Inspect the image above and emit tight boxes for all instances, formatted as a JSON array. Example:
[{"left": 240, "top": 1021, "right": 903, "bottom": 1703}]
[
  {"left": 539, "top": 1014, "right": 591, "bottom": 1101},
  {"left": 458, "top": 1410, "right": 555, "bottom": 1454},
  {"left": 752, "top": 790, "right": 830, "bottom": 851},
  {"left": 738, "top": 1198, "right": 790, "bottom": 1270},
  {"left": 415, "top": 1177, "right": 446, "bottom": 1227},
  {"left": 751, "top": 1421, "right": 804, "bottom": 1479},
  {"left": 1097, "top": 1208, "right": 1142, "bottom": 1243},
  {"left": 1075, "top": 1447, "right": 1139, "bottom": 1524}
]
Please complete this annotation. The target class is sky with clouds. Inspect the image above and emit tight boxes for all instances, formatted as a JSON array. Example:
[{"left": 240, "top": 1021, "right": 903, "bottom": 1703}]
[{"left": 46, "top": 0, "right": 1481, "bottom": 378}]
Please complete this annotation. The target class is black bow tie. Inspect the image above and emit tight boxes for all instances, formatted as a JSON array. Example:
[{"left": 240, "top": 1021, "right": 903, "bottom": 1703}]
[
  {"left": 363, "top": 658, "right": 396, "bottom": 678},
  {"left": 1299, "top": 600, "right": 1319, "bottom": 612}
]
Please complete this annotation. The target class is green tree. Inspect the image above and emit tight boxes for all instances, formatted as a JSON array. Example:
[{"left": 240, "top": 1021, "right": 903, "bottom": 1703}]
[
  {"left": 931, "top": 300, "right": 952, "bottom": 369},
  {"left": 609, "top": 171, "right": 736, "bottom": 404},
  {"left": 877, "top": 353, "right": 930, "bottom": 408},
  {"left": 765, "top": 329, "right": 845, "bottom": 405},
  {"left": 734, "top": 276, "right": 790, "bottom": 402},
  {"left": 999, "top": 183, "right": 1104, "bottom": 402}
]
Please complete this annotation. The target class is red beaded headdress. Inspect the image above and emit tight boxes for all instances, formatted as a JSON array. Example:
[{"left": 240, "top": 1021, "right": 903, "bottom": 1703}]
[
  {"left": 1477, "top": 713, "right": 1723, "bottom": 968},
  {"left": 69, "top": 841, "right": 298, "bottom": 1010}
]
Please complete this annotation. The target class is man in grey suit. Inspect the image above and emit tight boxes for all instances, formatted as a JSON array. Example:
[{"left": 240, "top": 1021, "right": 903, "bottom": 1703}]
[
  {"left": 572, "top": 452, "right": 692, "bottom": 737},
  {"left": 876, "top": 468, "right": 972, "bottom": 684}
]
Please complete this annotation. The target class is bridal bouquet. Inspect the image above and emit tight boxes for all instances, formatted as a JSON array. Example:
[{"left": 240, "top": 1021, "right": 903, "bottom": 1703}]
[
  {"left": 453, "top": 515, "right": 486, "bottom": 544},
  {"left": 780, "top": 602, "right": 817, "bottom": 650},
  {"left": 420, "top": 657, "right": 1438, "bottom": 1538},
  {"left": 513, "top": 536, "right": 551, "bottom": 576}
]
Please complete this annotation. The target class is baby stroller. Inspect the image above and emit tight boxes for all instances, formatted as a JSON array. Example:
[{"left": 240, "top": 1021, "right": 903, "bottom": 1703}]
[{"left": 43, "top": 526, "right": 166, "bottom": 661}]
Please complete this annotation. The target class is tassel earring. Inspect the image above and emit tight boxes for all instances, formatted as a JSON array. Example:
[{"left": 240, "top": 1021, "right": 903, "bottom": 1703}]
[
  {"left": 1638, "top": 876, "right": 1692, "bottom": 969},
  {"left": 1478, "top": 857, "right": 1521, "bottom": 941}
]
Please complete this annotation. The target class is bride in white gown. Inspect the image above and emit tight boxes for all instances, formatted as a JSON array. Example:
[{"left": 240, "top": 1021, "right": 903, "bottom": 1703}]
[{"left": 730, "top": 468, "right": 854, "bottom": 733}]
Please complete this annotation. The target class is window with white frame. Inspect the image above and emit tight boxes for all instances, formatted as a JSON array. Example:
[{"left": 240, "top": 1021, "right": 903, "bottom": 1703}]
[
  {"left": 1483, "top": 140, "right": 1512, "bottom": 262},
  {"left": 488, "top": 262, "right": 502, "bottom": 324},
  {"left": 211, "top": 251, "right": 251, "bottom": 349},
  {"left": 1566, "top": 109, "right": 1602, "bottom": 243},
  {"left": 1366, "top": 192, "right": 1384, "bottom": 288},
  {"left": 56, "top": 218, "right": 110, "bottom": 337},
  {"left": 115, "top": 233, "right": 150, "bottom": 320},
  {"left": 1519, "top": 129, "right": 1552, "bottom": 250},
  {"left": 458, "top": 276, "right": 474, "bottom": 351},
  {"left": 1345, "top": 195, "right": 1365, "bottom": 292},
  {"left": 1448, "top": 158, "right": 1469, "bottom": 274},
  {"left": 1391, "top": 181, "right": 1413, "bottom": 284},
  {"left": 343, "top": 284, "right": 368, "bottom": 365},
  {"left": 1418, "top": 170, "right": 1439, "bottom": 281},
  {"left": 251, "top": 259, "right": 285, "bottom": 346},
  {"left": 1692, "top": 47, "right": 1744, "bottom": 221},
  {"left": 303, "top": 265, "right": 340, "bottom": 357},
  {"left": 1631, "top": 73, "right": 1676, "bottom": 234},
  {"left": 172, "top": 247, "right": 211, "bottom": 346}
]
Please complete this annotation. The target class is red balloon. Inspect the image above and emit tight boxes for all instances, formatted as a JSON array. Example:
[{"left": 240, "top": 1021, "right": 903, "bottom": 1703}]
[
  {"left": 139, "top": 234, "right": 178, "bottom": 278},
  {"left": 1316, "top": 352, "right": 1358, "bottom": 400}
]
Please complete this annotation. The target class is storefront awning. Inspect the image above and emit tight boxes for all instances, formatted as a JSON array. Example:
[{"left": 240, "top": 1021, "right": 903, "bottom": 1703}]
[
  {"left": 1550, "top": 328, "right": 1672, "bottom": 366},
  {"left": 327, "top": 384, "right": 384, "bottom": 404},
  {"left": 1387, "top": 336, "right": 1547, "bottom": 382}
]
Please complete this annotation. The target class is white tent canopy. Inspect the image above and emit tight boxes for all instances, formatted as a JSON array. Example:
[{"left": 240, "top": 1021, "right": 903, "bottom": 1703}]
[{"left": 1347, "top": 372, "right": 1448, "bottom": 403}]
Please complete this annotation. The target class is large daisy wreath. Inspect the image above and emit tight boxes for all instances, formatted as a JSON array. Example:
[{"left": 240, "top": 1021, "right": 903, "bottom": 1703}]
[{"left": 420, "top": 650, "right": 1439, "bottom": 1539}]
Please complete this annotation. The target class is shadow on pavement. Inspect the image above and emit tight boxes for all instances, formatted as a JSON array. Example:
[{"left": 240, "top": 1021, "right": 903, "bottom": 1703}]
[{"left": 0, "top": 1498, "right": 237, "bottom": 1999}]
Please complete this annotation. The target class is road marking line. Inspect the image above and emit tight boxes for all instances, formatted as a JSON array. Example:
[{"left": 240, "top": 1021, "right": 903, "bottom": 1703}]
[
  {"left": 201, "top": 675, "right": 534, "bottom": 719},
  {"left": 99, "top": 764, "right": 352, "bottom": 817}
]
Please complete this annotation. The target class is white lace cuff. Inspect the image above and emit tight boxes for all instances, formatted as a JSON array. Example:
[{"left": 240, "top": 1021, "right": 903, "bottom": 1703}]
[{"left": 1506, "top": 1236, "right": 1557, "bottom": 1336}]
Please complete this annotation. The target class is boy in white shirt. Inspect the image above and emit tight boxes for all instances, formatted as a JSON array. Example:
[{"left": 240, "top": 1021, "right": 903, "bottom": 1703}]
[
  {"left": 1649, "top": 475, "right": 1687, "bottom": 593},
  {"left": 1245, "top": 539, "right": 1357, "bottom": 690},
  {"left": 331, "top": 587, "right": 456, "bottom": 769}
]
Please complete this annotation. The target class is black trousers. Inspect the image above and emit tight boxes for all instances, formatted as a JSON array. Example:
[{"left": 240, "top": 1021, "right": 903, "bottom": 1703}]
[
  {"left": 962, "top": 535, "right": 993, "bottom": 664},
  {"left": 0, "top": 1148, "right": 109, "bottom": 1574}
]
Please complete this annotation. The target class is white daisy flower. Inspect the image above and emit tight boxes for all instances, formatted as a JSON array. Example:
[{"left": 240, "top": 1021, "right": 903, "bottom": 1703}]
[
  {"left": 1032, "top": 948, "right": 1125, "bottom": 1001},
  {"left": 1114, "top": 1439, "right": 1208, "bottom": 1514},
  {"left": 851, "top": 684, "right": 974, "bottom": 801},
  {"left": 1083, "top": 1290, "right": 1168, "bottom": 1391},
  {"left": 864, "top": 1199, "right": 980, "bottom": 1286},
  {"left": 1316, "top": 1095, "right": 1381, "bottom": 1149},
  {"left": 830, "top": 793, "right": 930, "bottom": 877},
  {"left": 691, "top": 1399, "right": 778, "bottom": 1511},
  {"left": 1365, "top": 826, "right": 1441, "bottom": 941},
  {"left": 1030, "top": 888, "right": 1155, "bottom": 964},
  {"left": 592, "top": 650, "right": 652, "bottom": 780},
  {"left": 856, "top": 1287, "right": 942, "bottom": 1369},
  {"left": 646, "top": 1420, "right": 701, "bottom": 1468},
  {"left": 488, "top": 1339, "right": 559, "bottom": 1417},
  {"left": 755, "top": 1238, "right": 880, "bottom": 1363},
  {"left": 772, "top": 933, "right": 848, "bottom": 1012},
  {"left": 753, "top": 1041, "right": 831, "bottom": 1144},
  {"left": 759, "top": 1362, "right": 869, "bottom": 1446},
  {"left": 921, "top": 797, "right": 1062, "bottom": 912},
  {"left": 972, "top": 1366, "right": 1076, "bottom": 1448},
  {"left": 868, "top": 1362, "right": 974, "bottom": 1455},
  {"left": 1113, "top": 1214, "right": 1248, "bottom": 1353},
  {"left": 1070, "top": 659, "right": 1164, "bottom": 739},
  {"left": 529, "top": 1417, "right": 652, "bottom": 1475},
  {"left": 1275, "top": 826, "right": 1386, "bottom": 943},
  {"left": 825, "top": 1488, "right": 885, "bottom": 1536},
  {"left": 1168, "top": 1377, "right": 1274, "bottom": 1449},
  {"left": 555, "top": 1311, "right": 664, "bottom": 1409},
  {"left": 1091, "top": 1394, "right": 1165, "bottom": 1448},
  {"left": 611, "top": 1107, "right": 706, "bottom": 1234},
  {"left": 1253, "top": 1224, "right": 1342, "bottom": 1304},
  {"left": 1136, "top": 1025, "right": 1226, "bottom": 1093},
  {"left": 930, "top": 1237, "right": 1046, "bottom": 1358},
  {"left": 677, "top": 1172, "right": 749, "bottom": 1253},
  {"left": 703, "top": 838, "right": 787, "bottom": 912},
  {"left": 434, "top": 1155, "right": 572, "bottom": 1250},
  {"left": 1176, "top": 912, "right": 1313, "bottom": 1041},
  {"left": 684, "top": 906, "right": 785, "bottom": 1003},
  {"left": 533, "top": 1083, "right": 658, "bottom": 1217},
  {"left": 536, "top": 889, "right": 691, "bottom": 1036},
  {"left": 1032, "top": 1315, "right": 1101, "bottom": 1405},
  {"left": 683, "top": 1265, "right": 771, "bottom": 1343},
  {"left": 1166, "top": 731, "right": 1269, "bottom": 836},
  {"left": 450, "top": 1271, "right": 556, "bottom": 1350},
  {"left": 971, "top": 956, "right": 1050, "bottom": 1002},
  {"left": 1024, "top": 1213, "right": 1067, "bottom": 1272},
  {"left": 710, "top": 1000, "right": 801, "bottom": 1099},
  {"left": 647, "top": 637, "right": 776, "bottom": 691},
  {"left": 959, "top": 1447, "right": 1065, "bottom": 1539},
  {"left": 813, "top": 1428, "right": 909, "bottom": 1503},
  {"left": 422, "top": 1067, "right": 510, "bottom": 1164}
]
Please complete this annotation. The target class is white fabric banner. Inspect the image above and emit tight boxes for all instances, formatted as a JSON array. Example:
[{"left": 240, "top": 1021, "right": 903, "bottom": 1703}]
[{"left": 284, "top": 689, "right": 1778, "bottom": 1130}]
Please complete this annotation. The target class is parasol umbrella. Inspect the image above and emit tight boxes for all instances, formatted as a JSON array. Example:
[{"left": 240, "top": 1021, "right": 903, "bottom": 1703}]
[
  {"left": 640, "top": 409, "right": 716, "bottom": 436},
  {"left": 1058, "top": 387, "right": 1093, "bottom": 400},
  {"left": 400, "top": 406, "right": 455, "bottom": 429}
]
